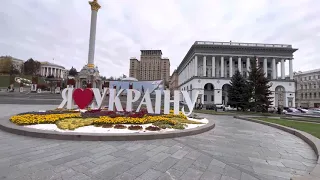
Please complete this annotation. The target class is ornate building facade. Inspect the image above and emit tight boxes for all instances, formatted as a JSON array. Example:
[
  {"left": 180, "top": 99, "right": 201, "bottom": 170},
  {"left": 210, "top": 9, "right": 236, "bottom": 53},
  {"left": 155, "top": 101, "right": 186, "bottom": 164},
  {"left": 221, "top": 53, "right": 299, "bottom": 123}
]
[
  {"left": 129, "top": 50, "right": 170, "bottom": 82},
  {"left": 294, "top": 69, "right": 320, "bottom": 108},
  {"left": 177, "top": 41, "right": 298, "bottom": 108}
]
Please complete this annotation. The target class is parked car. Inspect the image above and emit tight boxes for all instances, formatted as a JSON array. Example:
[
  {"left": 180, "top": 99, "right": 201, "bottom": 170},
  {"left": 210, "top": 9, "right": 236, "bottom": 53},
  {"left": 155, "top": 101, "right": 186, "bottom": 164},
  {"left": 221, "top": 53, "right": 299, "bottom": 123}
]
[
  {"left": 307, "top": 108, "right": 320, "bottom": 114},
  {"left": 268, "top": 107, "right": 277, "bottom": 113},
  {"left": 297, "top": 108, "right": 308, "bottom": 113},
  {"left": 216, "top": 104, "right": 225, "bottom": 109},
  {"left": 224, "top": 105, "right": 237, "bottom": 111},
  {"left": 282, "top": 107, "right": 300, "bottom": 114}
]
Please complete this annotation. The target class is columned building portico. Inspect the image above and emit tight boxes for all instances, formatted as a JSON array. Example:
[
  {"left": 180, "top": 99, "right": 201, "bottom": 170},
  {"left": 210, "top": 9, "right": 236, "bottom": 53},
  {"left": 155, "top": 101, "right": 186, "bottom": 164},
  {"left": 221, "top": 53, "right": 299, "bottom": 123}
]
[
  {"left": 40, "top": 62, "right": 66, "bottom": 79},
  {"left": 177, "top": 41, "right": 298, "bottom": 107}
]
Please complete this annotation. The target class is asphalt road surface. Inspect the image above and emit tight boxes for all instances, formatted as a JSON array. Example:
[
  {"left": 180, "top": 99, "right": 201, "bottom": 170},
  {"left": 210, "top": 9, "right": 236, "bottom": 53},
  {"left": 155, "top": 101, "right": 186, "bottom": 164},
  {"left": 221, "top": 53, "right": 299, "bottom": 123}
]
[{"left": 0, "top": 92, "right": 62, "bottom": 105}]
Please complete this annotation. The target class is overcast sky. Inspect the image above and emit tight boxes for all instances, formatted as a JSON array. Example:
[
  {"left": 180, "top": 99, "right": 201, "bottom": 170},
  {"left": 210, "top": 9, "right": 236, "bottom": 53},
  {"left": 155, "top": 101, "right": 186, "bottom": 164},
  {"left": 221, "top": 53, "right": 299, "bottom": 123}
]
[{"left": 1, "top": 0, "right": 319, "bottom": 77}]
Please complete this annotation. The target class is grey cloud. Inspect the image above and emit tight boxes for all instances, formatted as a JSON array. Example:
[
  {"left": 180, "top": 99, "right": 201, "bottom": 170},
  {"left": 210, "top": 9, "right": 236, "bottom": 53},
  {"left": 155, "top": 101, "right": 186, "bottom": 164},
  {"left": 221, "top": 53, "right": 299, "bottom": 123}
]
[{"left": 0, "top": 0, "right": 319, "bottom": 77}]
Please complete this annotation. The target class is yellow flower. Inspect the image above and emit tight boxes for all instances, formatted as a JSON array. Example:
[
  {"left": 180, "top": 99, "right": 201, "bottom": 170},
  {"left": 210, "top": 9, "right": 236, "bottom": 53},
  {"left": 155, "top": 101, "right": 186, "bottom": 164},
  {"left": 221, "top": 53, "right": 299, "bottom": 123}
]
[{"left": 10, "top": 113, "right": 81, "bottom": 125}]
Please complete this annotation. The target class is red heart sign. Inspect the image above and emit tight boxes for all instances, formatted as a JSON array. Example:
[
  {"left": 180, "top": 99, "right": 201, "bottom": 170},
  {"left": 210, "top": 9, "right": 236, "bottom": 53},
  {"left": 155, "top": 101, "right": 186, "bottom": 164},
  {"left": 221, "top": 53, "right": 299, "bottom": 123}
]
[{"left": 72, "top": 88, "right": 94, "bottom": 109}]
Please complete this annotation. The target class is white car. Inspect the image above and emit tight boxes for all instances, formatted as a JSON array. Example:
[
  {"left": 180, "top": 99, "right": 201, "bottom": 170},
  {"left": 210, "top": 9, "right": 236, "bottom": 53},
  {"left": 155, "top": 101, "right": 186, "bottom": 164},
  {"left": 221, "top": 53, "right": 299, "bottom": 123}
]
[
  {"left": 215, "top": 104, "right": 225, "bottom": 109},
  {"left": 297, "top": 108, "right": 308, "bottom": 113},
  {"left": 224, "top": 105, "right": 237, "bottom": 111}
]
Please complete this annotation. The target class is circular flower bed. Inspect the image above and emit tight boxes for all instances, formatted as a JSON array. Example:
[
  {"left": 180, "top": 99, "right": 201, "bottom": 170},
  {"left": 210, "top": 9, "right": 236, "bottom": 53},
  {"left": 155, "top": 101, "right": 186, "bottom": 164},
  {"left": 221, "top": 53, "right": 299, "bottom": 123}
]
[{"left": 9, "top": 109, "right": 208, "bottom": 133}]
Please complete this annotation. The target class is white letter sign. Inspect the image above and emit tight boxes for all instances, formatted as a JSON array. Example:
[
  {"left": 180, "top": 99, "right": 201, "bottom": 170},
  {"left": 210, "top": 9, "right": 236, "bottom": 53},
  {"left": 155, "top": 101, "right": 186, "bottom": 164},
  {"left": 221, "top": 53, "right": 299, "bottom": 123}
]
[
  {"left": 126, "top": 89, "right": 141, "bottom": 112},
  {"left": 58, "top": 88, "right": 200, "bottom": 116},
  {"left": 181, "top": 91, "right": 199, "bottom": 116},
  {"left": 108, "top": 88, "right": 124, "bottom": 111}
]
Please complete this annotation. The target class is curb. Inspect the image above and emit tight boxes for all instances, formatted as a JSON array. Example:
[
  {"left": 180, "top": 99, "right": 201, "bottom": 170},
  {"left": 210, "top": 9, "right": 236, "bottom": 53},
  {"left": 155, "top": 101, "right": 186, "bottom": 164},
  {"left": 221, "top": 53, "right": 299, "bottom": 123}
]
[
  {"left": 234, "top": 116, "right": 320, "bottom": 180},
  {"left": 0, "top": 117, "right": 215, "bottom": 141}
]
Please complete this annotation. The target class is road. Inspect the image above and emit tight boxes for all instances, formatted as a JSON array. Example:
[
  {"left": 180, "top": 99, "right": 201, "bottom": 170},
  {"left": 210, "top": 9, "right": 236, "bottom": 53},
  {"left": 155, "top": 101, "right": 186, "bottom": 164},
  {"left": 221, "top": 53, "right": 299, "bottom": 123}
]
[
  {"left": 0, "top": 104, "right": 317, "bottom": 180},
  {"left": 0, "top": 92, "right": 62, "bottom": 105}
]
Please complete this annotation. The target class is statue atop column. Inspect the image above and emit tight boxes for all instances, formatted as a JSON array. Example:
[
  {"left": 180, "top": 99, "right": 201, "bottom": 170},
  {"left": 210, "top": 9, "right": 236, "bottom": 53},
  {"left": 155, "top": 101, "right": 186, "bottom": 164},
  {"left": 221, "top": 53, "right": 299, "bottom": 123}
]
[
  {"left": 76, "top": 0, "right": 102, "bottom": 89},
  {"left": 89, "top": 0, "right": 101, "bottom": 12}
]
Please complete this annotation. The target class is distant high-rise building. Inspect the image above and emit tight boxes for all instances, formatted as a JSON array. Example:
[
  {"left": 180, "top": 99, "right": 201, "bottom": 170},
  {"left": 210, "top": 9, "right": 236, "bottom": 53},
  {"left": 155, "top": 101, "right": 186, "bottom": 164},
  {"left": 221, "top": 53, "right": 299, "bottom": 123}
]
[{"left": 129, "top": 50, "right": 170, "bottom": 82}]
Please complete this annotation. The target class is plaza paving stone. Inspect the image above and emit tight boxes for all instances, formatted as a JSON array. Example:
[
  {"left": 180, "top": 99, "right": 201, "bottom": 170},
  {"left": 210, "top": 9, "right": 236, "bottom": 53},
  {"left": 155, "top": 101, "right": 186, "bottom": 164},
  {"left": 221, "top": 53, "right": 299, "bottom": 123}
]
[{"left": 0, "top": 104, "right": 318, "bottom": 180}]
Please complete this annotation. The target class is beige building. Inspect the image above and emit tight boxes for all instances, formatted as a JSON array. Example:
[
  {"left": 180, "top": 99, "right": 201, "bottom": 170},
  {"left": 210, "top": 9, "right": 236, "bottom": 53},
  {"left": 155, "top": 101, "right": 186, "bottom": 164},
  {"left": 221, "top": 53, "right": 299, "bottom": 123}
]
[
  {"left": 169, "top": 69, "right": 179, "bottom": 95},
  {"left": 0, "top": 56, "right": 24, "bottom": 72},
  {"left": 294, "top": 69, "right": 320, "bottom": 108},
  {"left": 129, "top": 50, "right": 170, "bottom": 82}
]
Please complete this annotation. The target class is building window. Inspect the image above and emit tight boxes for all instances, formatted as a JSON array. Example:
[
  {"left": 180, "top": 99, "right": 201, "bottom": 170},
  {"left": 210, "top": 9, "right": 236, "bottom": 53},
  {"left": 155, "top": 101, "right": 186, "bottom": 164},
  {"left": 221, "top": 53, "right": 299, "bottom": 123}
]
[
  {"left": 310, "top": 93, "right": 312, "bottom": 98},
  {"left": 309, "top": 76, "right": 311, "bottom": 80},
  {"left": 314, "top": 84, "right": 317, "bottom": 89},
  {"left": 211, "top": 95, "right": 214, "bottom": 101},
  {"left": 204, "top": 95, "right": 207, "bottom": 101},
  {"left": 305, "top": 85, "right": 308, "bottom": 89},
  {"left": 300, "top": 85, "right": 303, "bottom": 90},
  {"left": 314, "top": 93, "right": 317, "bottom": 98},
  {"left": 301, "top": 93, "right": 303, "bottom": 99},
  {"left": 305, "top": 93, "right": 308, "bottom": 98}
]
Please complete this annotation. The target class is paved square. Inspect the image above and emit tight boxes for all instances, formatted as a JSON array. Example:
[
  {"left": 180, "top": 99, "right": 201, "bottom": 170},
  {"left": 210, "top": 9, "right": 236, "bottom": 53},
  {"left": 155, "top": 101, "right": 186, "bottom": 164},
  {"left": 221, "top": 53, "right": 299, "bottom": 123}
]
[{"left": 0, "top": 105, "right": 317, "bottom": 180}]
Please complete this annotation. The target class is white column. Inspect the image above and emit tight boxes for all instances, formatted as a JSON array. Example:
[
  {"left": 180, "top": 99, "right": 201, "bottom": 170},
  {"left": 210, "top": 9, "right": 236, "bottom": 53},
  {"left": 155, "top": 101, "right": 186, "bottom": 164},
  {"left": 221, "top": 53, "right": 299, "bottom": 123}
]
[
  {"left": 194, "top": 56, "right": 198, "bottom": 76},
  {"left": 229, "top": 57, "right": 233, "bottom": 77},
  {"left": 50, "top": 67, "right": 52, "bottom": 76},
  {"left": 212, "top": 56, "right": 215, "bottom": 77},
  {"left": 276, "top": 62, "right": 278, "bottom": 79},
  {"left": 192, "top": 59, "right": 195, "bottom": 77},
  {"left": 246, "top": 57, "right": 250, "bottom": 76},
  {"left": 188, "top": 64, "right": 190, "bottom": 79},
  {"left": 88, "top": 6, "right": 99, "bottom": 66},
  {"left": 203, "top": 56, "right": 206, "bottom": 77},
  {"left": 220, "top": 57, "right": 224, "bottom": 78},
  {"left": 54, "top": 68, "right": 57, "bottom": 77},
  {"left": 281, "top": 59, "right": 285, "bottom": 79},
  {"left": 289, "top": 59, "right": 293, "bottom": 79},
  {"left": 264, "top": 58, "right": 268, "bottom": 77},
  {"left": 238, "top": 57, "right": 242, "bottom": 73},
  {"left": 187, "top": 64, "right": 189, "bottom": 79},
  {"left": 190, "top": 60, "right": 193, "bottom": 78},
  {"left": 272, "top": 58, "right": 276, "bottom": 79},
  {"left": 45, "top": 67, "right": 48, "bottom": 77}
]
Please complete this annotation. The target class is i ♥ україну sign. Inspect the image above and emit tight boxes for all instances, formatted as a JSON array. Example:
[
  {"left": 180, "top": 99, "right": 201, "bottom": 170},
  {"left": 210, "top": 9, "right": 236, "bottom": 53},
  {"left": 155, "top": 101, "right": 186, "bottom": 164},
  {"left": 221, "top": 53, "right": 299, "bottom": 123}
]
[{"left": 58, "top": 88, "right": 199, "bottom": 116}]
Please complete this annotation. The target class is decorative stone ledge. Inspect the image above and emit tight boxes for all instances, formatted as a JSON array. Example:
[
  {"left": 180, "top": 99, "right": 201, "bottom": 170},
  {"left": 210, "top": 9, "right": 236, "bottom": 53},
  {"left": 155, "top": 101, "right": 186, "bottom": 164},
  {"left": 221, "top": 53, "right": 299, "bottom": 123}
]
[
  {"left": 234, "top": 116, "right": 320, "bottom": 180},
  {"left": 0, "top": 117, "right": 215, "bottom": 141}
]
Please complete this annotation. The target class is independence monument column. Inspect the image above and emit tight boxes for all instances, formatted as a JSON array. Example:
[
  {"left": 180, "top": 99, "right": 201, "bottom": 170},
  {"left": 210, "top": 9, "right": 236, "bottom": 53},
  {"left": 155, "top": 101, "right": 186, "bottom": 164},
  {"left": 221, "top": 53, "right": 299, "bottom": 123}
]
[{"left": 87, "top": 0, "right": 101, "bottom": 69}]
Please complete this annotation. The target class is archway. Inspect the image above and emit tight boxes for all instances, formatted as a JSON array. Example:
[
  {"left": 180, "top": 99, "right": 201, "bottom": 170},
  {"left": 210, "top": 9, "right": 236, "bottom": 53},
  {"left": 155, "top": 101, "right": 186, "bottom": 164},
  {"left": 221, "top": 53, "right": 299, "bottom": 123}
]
[
  {"left": 204, "top": 83, "right": 214, "bottom": 104},
  {"left": 275, "top": 86, "right": 286, "bottom": 107},
  {"left": 222, "top": 84, "right": 231, "bottom": 105}
]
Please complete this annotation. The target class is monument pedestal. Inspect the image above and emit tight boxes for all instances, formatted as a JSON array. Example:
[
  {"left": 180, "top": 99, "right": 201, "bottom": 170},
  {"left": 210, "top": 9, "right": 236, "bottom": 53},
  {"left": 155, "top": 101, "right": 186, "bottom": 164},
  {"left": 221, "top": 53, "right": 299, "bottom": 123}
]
[{"left": 76, "top": 65, "right": 101, "bottom": 90}]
